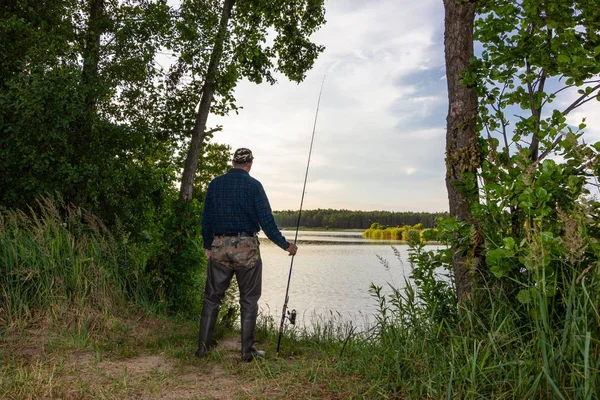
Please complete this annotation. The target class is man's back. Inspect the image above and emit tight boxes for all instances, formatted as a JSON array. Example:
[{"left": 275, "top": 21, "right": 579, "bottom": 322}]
[{"left": 202, "top": 167, "right": 288, "bottom": 250}]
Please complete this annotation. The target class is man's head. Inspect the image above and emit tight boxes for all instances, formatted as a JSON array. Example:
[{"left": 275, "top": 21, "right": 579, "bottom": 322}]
[
  {"left": 232, "top": 148, "right": 254, "bottom": 169},
  {"left": 233, "top": 148, "right": 254, "bottom": 164}
]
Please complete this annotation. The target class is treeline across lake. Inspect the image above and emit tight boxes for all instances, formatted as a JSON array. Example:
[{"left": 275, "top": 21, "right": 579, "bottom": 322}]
[{"left": 273, "top": 209, "right": 448, "bottom": 230}]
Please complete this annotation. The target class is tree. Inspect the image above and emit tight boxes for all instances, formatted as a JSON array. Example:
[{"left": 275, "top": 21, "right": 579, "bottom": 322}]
[
  {"left": 443, "top": 0, "right": 483, "bottom": 302},
  {"left": 471, "top": 0, "right": 600, "bottom": 299},
  {"left": 475, "top": 0, "right": 600, "bottom": 164},
  {"left": 174, "top": 0, "right": 326, "bottom": 201},
  {"left": 0, "top": 0, "right": 180, "bottom": 234},
  {"left": 178, "top": 0, "right": 236, "bottom": 202}
]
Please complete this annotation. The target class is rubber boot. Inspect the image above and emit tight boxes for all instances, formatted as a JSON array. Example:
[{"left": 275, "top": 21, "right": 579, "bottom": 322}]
[
  {"left": 195, "top": 306, "right": 219, "bottom": 358},
  {"left": 241, "top": 313, "right": 265, "bottom": 361},
  {"left": 195, "top": 259, "right": 235, "bottom": 358}
]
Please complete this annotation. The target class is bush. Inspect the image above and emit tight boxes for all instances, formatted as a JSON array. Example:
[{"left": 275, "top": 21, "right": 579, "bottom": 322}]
[{"left": 146, "top": 199, "right": 207, "bottom": 317}]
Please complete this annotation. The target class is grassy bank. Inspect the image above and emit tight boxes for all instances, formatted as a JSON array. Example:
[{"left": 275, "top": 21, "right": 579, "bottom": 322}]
[
  {"left": 0, "top": 202, "right": 364, "bottom": 398},
  {"left": 2, "top": 203, "right": 599, "bottom": 398},
  {"left": 4, "top": 279, "right": 598, "bottom": 399}
]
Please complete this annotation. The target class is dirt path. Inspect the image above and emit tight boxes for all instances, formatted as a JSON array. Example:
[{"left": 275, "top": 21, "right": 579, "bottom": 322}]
[
  {"left": 66, "top": 336, "right": 261, "bottom": 399},
  {"left": 2, "top": 320, "right": 360, "bottom": 399}
]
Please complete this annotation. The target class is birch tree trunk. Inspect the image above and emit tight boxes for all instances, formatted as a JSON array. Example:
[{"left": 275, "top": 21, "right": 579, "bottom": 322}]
[{"left": 179, "top": 0, "right": 236, "bottom": 202}]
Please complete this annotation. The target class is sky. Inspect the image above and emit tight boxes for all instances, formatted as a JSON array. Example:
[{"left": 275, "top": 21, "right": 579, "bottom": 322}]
[{"left": 208, "top": 0, "right": 600, "bottom": 213}]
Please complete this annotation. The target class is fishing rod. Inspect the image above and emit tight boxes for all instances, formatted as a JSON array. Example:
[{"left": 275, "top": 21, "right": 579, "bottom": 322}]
[{"left": 276, "top": 76, "right": 326, "bottom": 356}]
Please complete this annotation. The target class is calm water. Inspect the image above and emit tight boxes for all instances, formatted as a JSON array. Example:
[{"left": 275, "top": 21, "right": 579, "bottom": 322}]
[{"left": 255, "top": 230, "right": 439, "bottom": 331}]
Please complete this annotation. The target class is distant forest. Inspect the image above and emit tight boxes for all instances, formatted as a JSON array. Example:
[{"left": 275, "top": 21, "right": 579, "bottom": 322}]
[{"left": 273, "top": 209, "right": 449, "bottom": 229}]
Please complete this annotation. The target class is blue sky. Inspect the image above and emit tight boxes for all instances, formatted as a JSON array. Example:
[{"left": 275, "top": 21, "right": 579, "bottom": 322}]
[{"left": 210, "top": 0, "right": 600, "bottom": 213}]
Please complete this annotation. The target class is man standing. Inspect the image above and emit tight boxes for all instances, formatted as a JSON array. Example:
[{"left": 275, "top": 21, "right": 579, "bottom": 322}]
[{"left": 196, "top": 148, "right": 298, "bottom": 361}]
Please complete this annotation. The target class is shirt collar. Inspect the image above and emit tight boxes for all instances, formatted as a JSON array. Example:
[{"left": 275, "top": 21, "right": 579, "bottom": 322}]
[{"left": 227, "top": 167, "right": 249, "bottom": 175}]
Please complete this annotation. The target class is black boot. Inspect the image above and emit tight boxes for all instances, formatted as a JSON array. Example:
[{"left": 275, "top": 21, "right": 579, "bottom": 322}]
[
  {"left": 195, "top": 306, "right": 219, "bottom": 358},
  {"left": 241, "top": 313, "right": 265, "bottom": 361},
  {"left": 195, "top": 259, "right": 235, "bottom": 358}
]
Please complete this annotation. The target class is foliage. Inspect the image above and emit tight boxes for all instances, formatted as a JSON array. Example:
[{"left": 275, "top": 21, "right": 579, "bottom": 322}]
[
  {"left": 147, "top": 141, "right": 230, "bottom": 316},
  {"left": 345, "top": 264, "right": 600, "bottom": 398},
  {"left": 167, "top": 0, "right": 326, "bottom": 119},
  {"left": 0, "top": 0, "right": 179, "bottom": 237},
  {"left": 369, "top": 1, "right": 600, "bottom": 396},
  {"left": 145, "top": 199, "right": 207, "bottom": 317},
  {"left": 192, "top": 142, "right": 232, "bottom": 202},
  {"left": 0, "top": 0, "right": 326, "bottom": 315},
  {"left": 464, "top": 0, "right": 600, "bottom": 303},
  {"left": 170, "top": 0, "right": 326, "bottom": 203},
  {"left": 407, "top": 237, "right": 457, "bottom": 325},
  {"left": 362, "top": 223, "right": 438, "bottom": 242}
]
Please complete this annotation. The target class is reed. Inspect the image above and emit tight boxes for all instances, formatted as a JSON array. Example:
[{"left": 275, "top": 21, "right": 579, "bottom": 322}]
[
  {"left": 337, "top": 266, "right": 600, "bottom": 398},
  {"left": 0, "top": 199, "right": 153, "bottom": 329}
]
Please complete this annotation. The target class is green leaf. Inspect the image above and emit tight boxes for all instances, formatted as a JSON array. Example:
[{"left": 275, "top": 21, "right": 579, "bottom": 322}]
[
  {"left": 503, "top": 237, "right": 516, "bottom": 250},
  {"left": 486, "top": 248, "right": 507, "bottom": 267},
  {"left": 535, "top": 187, "right": 547, "bottom": 199},
  {"left": 544, "top": 284, "right": 557, "bottom": 297},
  {"left": 517, "top": 289, "right": 533, "bottom": 304},
  {"left": 490, "top": 265, "right": 506, "bottom": 278}
]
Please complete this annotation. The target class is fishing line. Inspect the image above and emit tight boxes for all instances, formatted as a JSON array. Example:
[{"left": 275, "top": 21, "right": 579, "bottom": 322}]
[{"left": 276, "top": 75, "right": 326, "bottom": 355}]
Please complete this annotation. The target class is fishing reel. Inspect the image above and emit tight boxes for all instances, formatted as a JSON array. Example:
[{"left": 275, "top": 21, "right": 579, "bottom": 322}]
[{"left": 286, "top": 309, "right": 297, "bottom": 325}]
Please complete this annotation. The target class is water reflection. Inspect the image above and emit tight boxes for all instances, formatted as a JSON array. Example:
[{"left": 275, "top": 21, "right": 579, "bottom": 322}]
[{"left": 255, "top": 230, "right": 439, "bottom": 332}]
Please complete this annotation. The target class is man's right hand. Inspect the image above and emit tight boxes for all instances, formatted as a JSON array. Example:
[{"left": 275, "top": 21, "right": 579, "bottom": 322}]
[{"left": 286, "top": 242, "right": 298, "bottom": 256}]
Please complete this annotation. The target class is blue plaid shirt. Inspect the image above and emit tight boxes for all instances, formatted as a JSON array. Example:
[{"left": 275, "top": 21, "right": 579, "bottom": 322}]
[{"left": 202, "top": 168, "right": 289, "bottom": 250}]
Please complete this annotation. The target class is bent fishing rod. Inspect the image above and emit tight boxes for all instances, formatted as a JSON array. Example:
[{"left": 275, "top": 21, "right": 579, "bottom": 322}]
[{"left": 276, "top": 76, "right": 326, "bottom": 356}]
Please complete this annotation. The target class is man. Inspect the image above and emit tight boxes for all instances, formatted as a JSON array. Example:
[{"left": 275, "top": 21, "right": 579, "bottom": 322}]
[{"left": 196, "top": 148, "right": 298, "bottom": 361}]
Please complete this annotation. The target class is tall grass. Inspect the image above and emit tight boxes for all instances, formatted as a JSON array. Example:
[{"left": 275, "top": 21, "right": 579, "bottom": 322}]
[
  {"left": 341, "top": 261, "right": 600, "bottom": 398},
  {"left": 0, "top": 199, "right": 154, "bottom": 329}
]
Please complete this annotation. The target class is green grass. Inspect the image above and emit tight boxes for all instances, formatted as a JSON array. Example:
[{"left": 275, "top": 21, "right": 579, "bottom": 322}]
[
  {"left": 335, "top": 273, "right": 600, "bottom": 399},
  {"left": 2, "top": 201, "right": 599, "bottom": 398},
  {"left": 0, "top": 199, "right": 154, "bottom": 330},
  {"left": 3, "top": 279, "right": 598, "bottom": 398}
]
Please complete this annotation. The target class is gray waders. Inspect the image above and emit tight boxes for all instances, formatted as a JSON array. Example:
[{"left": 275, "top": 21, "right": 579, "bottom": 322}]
[{"left": 195, "top": 257, "right": 265, "bottom": 361}]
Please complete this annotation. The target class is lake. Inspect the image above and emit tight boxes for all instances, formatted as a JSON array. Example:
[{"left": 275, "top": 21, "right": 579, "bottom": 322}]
[{"left": 255, "top": 230, "right": 440, "bottom": 331}]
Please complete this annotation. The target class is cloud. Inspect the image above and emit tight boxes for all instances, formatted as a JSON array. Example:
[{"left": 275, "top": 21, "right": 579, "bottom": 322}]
[
  {"left": 564, "top": 99, "right": 600, "bottom": 144},
  {"left": 212, "top": 0, "right": 449, "bottom": 212}
]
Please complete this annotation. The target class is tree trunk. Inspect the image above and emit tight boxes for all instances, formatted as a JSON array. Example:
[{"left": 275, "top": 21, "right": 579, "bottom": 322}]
[
  {"left": 443, "top": 0, "right": 482, "bottom": 302},
  {"left": 82, "top": 0, "right": 105, "bottom": 111},
  {"left": 77, "top": 0, "right": 106, "bottom": 207},
  {"left": 179, "top": 0, "right": 236, "bottom": 202}
]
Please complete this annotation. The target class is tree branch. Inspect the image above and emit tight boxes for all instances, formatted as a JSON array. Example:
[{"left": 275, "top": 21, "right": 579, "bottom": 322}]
[
  {"left": 562, "top": 84, "right": 600, "bottom": 116},
  {"left": 205, "top": 126, "right": 222, "bottom": 136},
  {"left": 535, "top": 132, "right": 566, "bottom": 165}
]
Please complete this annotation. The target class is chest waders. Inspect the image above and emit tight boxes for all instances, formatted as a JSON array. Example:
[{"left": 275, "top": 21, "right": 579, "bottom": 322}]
[{"left": 196, "top": 235, "right": 265, "bottom": 361}]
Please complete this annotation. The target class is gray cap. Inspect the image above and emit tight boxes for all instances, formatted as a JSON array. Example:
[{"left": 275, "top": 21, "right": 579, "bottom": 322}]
[{"left": 233, "top": 148, "right": 254, "bottom": 164}]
